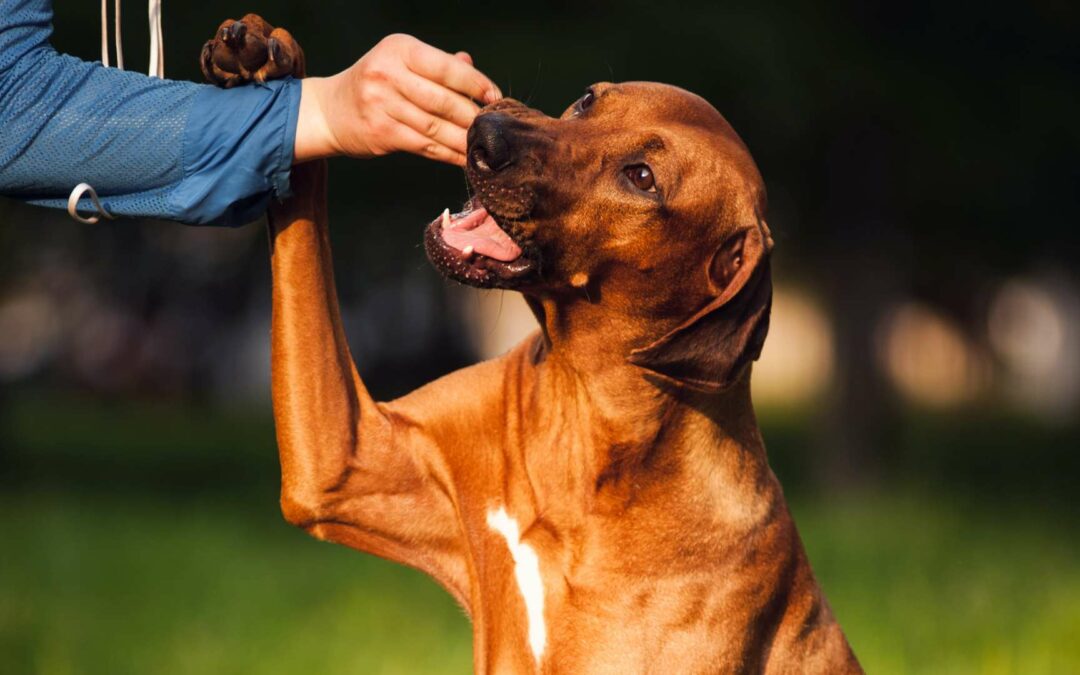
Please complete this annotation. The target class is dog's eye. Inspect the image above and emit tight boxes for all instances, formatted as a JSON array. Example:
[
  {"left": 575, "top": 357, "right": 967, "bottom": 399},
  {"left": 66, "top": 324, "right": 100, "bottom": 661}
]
[
  {"left": 625, "top": 164, "right": 657, "bottom": 193},
  {"left": 577, "top": 89, "right": 596, "bottom": 114}
]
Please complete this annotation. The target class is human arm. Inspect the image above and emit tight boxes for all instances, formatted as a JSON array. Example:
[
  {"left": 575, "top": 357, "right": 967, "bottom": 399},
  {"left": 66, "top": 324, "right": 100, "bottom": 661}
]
[
  {"left": 0, "top": 1, "right": 500, "bottom": 225},
  {"left": 0, "top": 0, "right": 303, "bottom": 225}
]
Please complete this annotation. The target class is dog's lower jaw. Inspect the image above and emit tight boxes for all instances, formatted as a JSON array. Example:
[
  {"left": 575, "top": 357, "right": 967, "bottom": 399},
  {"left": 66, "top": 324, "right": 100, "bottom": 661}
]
[{"left": 423, "top": 226, "right": 536, "bottom": 289}]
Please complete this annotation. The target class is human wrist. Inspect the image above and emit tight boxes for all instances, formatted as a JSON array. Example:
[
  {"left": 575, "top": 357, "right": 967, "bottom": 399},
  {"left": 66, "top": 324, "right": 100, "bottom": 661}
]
[{"left": 293, "top": 77, "right": 339, "bottom": 163}]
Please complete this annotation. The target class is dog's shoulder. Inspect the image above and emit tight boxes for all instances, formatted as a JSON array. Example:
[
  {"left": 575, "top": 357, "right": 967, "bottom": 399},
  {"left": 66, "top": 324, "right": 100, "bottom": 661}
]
[{"left": 380, "top": 329, "right": 544, "bottom": 429}]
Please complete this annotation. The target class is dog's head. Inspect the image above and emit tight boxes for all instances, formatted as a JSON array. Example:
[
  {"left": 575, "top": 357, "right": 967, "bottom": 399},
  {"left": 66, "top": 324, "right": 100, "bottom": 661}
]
[{"left": 425, "top": 82, "right": 773, "bottom": 392}]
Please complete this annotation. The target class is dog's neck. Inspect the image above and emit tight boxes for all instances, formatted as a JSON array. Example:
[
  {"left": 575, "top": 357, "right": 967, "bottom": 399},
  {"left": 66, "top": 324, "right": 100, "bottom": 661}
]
[{"left": 524, "top": 294, "right": 776, "bottom": 519}]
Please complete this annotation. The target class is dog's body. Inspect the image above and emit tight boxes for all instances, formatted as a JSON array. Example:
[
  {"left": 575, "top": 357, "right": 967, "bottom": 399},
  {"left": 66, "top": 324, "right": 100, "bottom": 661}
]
[{"left": 205, "top": 18, "right": 861, "bottom": 674}]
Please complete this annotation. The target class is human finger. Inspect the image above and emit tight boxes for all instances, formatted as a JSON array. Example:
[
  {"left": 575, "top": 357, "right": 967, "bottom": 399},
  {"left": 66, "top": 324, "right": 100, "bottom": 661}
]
[
  {"left": 391, "top": 122, "right": 468, "bottom": 166},
  {"left": 404, "top": 39, "right": 502, "bottom": 103},
  {"left": 397, "top": 71, "right": 481, "bottom": 130},
  {"left": 383, "top": 98, "right": 469, "bottom": 155}
]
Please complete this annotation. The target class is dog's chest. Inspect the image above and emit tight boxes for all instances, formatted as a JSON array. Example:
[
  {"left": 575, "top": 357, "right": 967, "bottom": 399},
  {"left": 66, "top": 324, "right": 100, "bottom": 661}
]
[{"left": 474, "top": 498, "right": 764, "bottom": 673}]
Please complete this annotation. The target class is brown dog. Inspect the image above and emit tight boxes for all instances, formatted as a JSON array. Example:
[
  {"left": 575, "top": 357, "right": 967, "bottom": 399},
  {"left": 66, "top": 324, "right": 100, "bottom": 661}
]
[{"left": 204, "top": 17, "right": 862, "bottom": 674}]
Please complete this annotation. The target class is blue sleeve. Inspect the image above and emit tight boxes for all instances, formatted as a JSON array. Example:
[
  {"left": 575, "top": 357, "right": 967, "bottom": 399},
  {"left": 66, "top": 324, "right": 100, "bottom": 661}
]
[{"left": 0, "top": 0, "right": 301, "bottom": 227}]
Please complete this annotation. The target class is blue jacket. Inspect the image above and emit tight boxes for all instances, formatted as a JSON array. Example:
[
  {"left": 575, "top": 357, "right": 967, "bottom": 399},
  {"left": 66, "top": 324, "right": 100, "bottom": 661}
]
[{"left": 0, "top": 0, "right": 301, "bottom": 226}]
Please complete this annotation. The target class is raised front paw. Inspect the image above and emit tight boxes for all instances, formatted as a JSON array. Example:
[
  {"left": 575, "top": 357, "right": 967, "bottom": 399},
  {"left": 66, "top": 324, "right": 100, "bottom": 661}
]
[{"left": 199, "top": 13, "right": 305, "bottom": 87}]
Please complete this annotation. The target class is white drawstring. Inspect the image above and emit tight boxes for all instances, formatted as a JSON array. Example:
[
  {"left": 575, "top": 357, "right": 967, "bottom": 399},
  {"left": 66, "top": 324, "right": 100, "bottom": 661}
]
[
  {"left": 114, "top": 0, "right": 124, "bottom": 69},
  {"left": 148, "top": 0, "right": 164, "bottom": 78},
  {"left": 100, "top": 0, "right": 108, "bottom": 66},
  {"left": 96, "top": 1, "right": 164, "bottom": 76},
  {"left": 99, "top": 0, "right": 124, "bottom": 69},
  {"left": 73, "top": 0, "right": 165, "bottom": 223}
]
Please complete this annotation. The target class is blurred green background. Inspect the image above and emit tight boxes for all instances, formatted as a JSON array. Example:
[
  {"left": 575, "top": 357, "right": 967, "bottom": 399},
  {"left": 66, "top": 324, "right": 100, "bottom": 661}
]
[{"left": 2, "top": 1, "right": 1078, "bottom": 673}]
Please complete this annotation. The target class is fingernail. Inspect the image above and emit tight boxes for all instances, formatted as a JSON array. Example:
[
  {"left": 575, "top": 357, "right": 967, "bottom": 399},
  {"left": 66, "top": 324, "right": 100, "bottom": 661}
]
[{"left": 485, "top": 87, "right": 503, "bottom": 103}]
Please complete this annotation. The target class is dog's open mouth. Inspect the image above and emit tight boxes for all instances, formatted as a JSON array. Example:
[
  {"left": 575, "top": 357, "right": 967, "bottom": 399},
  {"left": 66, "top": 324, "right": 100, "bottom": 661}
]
[{"left": 424, "top": 196, "right": 537, "bottom": 288}]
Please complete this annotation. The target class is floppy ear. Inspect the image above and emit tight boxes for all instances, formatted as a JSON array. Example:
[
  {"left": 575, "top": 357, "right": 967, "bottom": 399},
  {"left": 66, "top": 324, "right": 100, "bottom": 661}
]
[{"left": 627, "top": 222, "right": 773, "bottom": 393}]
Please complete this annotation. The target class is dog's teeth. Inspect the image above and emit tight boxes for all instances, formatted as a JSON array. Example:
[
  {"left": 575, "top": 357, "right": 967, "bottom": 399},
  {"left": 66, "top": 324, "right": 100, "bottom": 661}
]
[
  {"left": 441, "top": 208, "right": 452, "bottom": 230},
  {"left": 462, "top": 245, "right": 474, "bottom": 257}
]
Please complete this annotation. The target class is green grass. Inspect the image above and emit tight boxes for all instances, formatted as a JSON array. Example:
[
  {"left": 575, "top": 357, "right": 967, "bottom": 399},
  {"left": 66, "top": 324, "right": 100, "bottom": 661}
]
[
  {"left": 1, "top": 394, "right": 1078, "bottom": 673},
  {"left": 798, "top": 492, "right": 1080, "bottom": 674},
  {"left": 2, "top": 489, "right": 1077, "bottom": 674},
  {"left": 0, "top": 491, "right": 472, "bottom": 675}
]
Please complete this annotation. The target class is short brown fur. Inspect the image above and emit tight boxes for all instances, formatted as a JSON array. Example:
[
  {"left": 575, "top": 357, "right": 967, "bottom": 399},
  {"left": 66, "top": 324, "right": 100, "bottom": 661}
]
[{"left": 203, "top": 16, "right": 862, "bottom": 674}]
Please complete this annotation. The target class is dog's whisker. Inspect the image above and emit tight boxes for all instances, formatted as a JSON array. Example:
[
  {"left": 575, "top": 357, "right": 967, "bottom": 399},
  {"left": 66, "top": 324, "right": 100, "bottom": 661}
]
[{"left": 524, "top": 60, "right": 542, "bottom": 107}]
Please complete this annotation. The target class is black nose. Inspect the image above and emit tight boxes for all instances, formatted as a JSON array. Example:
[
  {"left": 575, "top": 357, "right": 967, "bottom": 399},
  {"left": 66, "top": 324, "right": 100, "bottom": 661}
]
[{"left": 468, "top": 113, "right": 515, "bottom": 173}]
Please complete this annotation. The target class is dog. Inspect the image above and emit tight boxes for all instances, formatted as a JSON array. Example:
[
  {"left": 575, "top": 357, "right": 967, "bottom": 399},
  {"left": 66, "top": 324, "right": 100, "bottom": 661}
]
[{"left": 203, "top": 16, "right": 862, "bottom": 674}]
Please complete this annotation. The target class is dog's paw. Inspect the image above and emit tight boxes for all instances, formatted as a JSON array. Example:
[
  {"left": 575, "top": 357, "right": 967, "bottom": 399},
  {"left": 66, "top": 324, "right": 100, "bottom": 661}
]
[{"left": 199, "top": 13, "right": 305, "bottom": 87}]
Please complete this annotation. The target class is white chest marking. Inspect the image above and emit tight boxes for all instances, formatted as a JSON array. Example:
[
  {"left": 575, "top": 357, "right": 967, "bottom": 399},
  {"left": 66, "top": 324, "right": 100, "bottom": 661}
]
[{"left": 487, "top": 507, "right": 546, "bottom": 663}]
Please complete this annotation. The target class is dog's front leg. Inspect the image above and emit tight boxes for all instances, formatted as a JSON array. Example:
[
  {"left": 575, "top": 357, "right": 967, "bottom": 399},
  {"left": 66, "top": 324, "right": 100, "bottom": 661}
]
[
  {"left": 266, "top": 156, "right": 471, "bottom": 609},
  {"left": 201, "top": 16, "right": 471, "bottom": 609},
  {"left": 267, "top": 160, "right": 368, "bottom": 527}
]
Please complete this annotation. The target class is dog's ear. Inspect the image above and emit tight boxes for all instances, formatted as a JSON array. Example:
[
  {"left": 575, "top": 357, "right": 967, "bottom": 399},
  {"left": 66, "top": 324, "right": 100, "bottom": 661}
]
[{"left": 628, "top": 222, "right": 773, "bottom": 392}]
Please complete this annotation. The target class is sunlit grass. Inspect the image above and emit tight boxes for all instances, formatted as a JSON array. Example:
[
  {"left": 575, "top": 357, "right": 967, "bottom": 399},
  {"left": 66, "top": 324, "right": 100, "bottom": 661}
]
[
  {"left": 797, "top": 492, "right": 1080, "bottom": 674},
  {"left": 1, "top": 394, "right": 1077, "bottom": 673},
  {"left": 0, "top": 491, "right": 472, "bottom": 675},
  {"left": 2, "top": 488, "right": 1077, "bottom": 674}
]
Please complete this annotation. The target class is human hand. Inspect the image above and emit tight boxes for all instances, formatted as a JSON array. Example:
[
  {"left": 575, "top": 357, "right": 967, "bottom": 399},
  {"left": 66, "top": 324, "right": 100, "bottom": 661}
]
[{"left": 294, "top": 34, "right": 502, "bottom": 166}]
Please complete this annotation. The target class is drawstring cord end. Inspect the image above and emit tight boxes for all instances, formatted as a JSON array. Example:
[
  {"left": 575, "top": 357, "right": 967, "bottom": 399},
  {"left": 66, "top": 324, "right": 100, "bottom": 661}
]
[{"left": 67, "top": 183, "right": 116, "bottom": 224}]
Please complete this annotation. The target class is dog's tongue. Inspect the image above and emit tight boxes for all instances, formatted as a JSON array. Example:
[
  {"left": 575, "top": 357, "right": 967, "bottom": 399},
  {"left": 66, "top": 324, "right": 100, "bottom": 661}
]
[{"left": 441, "top": 207, "right": 522, "bottom": 262}]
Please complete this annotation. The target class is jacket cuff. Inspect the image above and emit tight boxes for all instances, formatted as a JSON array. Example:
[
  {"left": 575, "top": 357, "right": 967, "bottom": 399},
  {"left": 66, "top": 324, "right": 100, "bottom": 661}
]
[
  {"left": 173, "top": 77, "right": 303, "bottom": 227},
  {"left": 271, "top": 77, "right": 302, "bottom": 201}
]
